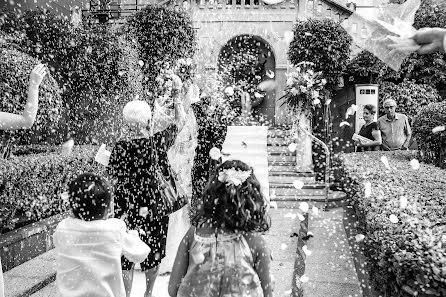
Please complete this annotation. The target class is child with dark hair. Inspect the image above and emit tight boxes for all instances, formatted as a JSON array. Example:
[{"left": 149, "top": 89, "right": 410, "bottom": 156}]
[
  {"left": 168, "top": 160, "right": 273, "bottom": 297},
  {"left": 54, "top": 173, "right": 151, "bottom": 297}
]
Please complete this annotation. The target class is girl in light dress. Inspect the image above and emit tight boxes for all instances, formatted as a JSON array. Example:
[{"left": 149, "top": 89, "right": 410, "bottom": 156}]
[{"left": 169, "top": 159, "right": 273, "bottom": 297}]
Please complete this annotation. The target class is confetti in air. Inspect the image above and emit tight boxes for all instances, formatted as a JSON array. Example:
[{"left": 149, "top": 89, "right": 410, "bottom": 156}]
[
  {"left": 293, "top": 180, "right": 304, "bottom": 189},
  {"left": 288, "top": 143, "right": 297, "bottom": 152},
  {"left": 410, "top": 159, "right": 420, "bottom": 170},
  {"left": 364, "top": 182, "right": 371, "bottom": 198},
  {"left": 399, "top": 196, "right": 408, "bottom": 208},
  {"left": 284, "top": 212, "right": 297, "bottom": 220},
  {"left": 138, "top": 60, "right": 144, "bottom": 66},
  {"left": 355, "top": 234, "right": 365, "bottom": 242},
  {"left": 60, "top": 192, "right": 69, "bottom": 201},
  {"left": 61, "top": 139, "right": 74, "bottom": 156},
  {"left": 300, "top": 275, "right": 310, "bottom": 283},
  {"left": 299, "top": 202, "right": 309, "bottom": 213},
  {"left": 380, "top": 156, "right": 391, "bottom": 170},
  {"left": 302, "top": 245, "right": 312, "bottom": 256},
  {"left": 339, "top": 121, "right": 350, "bottom": 127},
  {"left": 209, "top": 147, "right": 222, "bottom": 160},
  {"left": 432, "top": 125, "right": 445, "bottom": 133},
  {"left": 139, "top": 207, "right": 149, "bottom": 218},
  {"left": 269, "top": 201, "right": 278, "bottom": 209},
  {"left": 312, "top": 206, "right": 319, "bottom": 215},
  {"left": 266, "top": 70, "right": 275, "bottom": 78},
  {"left": 298, "top": 213, "right": 306, "bottom": 221},
  {"left": 280, "top": 243, "right": 288, "bottom": 250},
  {"left": 312, "top": 98, "right": 321, "bottom": 105},
  {"left": 389, "top": 214, "right": 399, "bottom": 224}
]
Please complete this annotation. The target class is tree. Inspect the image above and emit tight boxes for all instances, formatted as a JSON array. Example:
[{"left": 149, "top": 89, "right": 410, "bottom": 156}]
[{"left": 288, "top": 18, "right": 352, "bottom": 92}]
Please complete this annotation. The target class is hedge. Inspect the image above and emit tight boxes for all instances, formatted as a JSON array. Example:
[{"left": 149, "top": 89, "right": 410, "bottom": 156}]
[
  {"left": 0, "top": 145, "right": 105, "bottom": 233},
  {"left": 0, "top": 46, "right": 62, "bottom": 144},
  {"left": 336, "top": 151, "right": 446, "bottom": 297},
  {"left": 378, "top": 81, "right": 441, "bottom": 122},
  {"left": 413, "top": 101, "right": 446, "bottom": 169}
]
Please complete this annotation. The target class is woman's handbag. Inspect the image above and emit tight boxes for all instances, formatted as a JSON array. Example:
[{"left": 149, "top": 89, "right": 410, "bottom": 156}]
[{"left": 154, "top": 164, "right": 188, "bottom": 215}]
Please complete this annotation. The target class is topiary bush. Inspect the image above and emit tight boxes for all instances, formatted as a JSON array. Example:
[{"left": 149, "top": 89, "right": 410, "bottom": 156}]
[
  {"left": 126, "top": 4, "right": 197, "bottom": 97},
  {"left": 288, "top": 18, "right": 351, "bottom": 92},
  {"left": 378, "top": 81, "right": 442, "bottom": 122},
  {"left": 337, "top": 151, "right": 446, "bottom": 297},
  {"left": 412, "top": 101, "right": 446, "bottom": 168},
  {"left": 0, "top": 145, "right": 105, "bottom": 233},
  {"left": 0, "top": 47, "right": 62, "bottom": 144},
  {"left": 346, "top": 50, "right": 397, "bottom": 84}
]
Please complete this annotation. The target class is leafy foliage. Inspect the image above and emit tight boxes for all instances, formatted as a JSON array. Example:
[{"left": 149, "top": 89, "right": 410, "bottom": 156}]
[
  {"left": 412, "top": 101, "right": 446, "bottom": 168},
  {"left": 0, "top": 145, "right": 105, "bottom": 232},
  {"left": 288, "top": 18, "right": 351, "bottom": 91},
  {"left": 126, "top": 5, "right": 197, "bottom": 97},
  {"left": 336, "top": 151, "right": 446, "bottom": 297},
  {"left": 0, "top": 47, "right": 62, "bottom": 143},
  {"left": 345, "top": 50, "right": 397, "bottom": 84},
  {"left": 378, "top": 81, "right": 441, "bottom": 121}
]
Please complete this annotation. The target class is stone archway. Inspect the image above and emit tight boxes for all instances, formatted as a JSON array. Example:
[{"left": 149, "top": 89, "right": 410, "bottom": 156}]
[{"left": 218, "top": 34, "right": 276, "bottom": 125}]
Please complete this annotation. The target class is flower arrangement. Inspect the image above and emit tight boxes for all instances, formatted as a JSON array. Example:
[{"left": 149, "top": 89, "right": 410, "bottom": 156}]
[
  {"left": 175, "top": 57, "right": 196, "bottom": 82},
  {"left": 280, "top": 61, "right": 327, "bottom": 116}
]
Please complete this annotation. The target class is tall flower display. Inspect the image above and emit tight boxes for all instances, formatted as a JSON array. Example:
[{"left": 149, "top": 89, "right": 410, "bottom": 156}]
[{"left": 280, "top": 61, "right": 327, "bottom": 119}]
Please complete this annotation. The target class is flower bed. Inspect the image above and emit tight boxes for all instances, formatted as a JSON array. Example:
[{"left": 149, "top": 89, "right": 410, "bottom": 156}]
[
  {"left": 0, "top": 145, "right": 105, "bottom": 233},
  {"left": 336, "top": 151, "right": 446, "bottom": 297}
]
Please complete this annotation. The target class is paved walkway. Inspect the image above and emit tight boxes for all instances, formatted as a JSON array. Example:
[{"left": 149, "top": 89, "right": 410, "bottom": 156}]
[
  {"left": 302, "top": 205, "right": 362, "bottom": 297},
  {"left": 16, "top": 208, "right": 300, "bottom": 297}
]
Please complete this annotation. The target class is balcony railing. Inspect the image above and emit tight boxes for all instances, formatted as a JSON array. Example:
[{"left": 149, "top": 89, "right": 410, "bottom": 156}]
[{"left": 194, "top": 0, "right": 296, "bottom": 10}]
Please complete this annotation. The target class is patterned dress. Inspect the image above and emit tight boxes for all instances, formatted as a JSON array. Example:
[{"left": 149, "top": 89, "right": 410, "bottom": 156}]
[
  {"left": 177, "top": 231, "right": 264, "bottom": 297},
  {"left": 107, "top": 124, "right": 177, "bottom": 270}
]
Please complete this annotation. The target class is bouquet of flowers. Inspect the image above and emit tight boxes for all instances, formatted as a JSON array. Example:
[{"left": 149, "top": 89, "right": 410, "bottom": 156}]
[
  {"left": 280, "top": 61, "right": 327, "bottom": 116},
  {"left": 175, "top": 57, "right": 196, "bottom": 82}
]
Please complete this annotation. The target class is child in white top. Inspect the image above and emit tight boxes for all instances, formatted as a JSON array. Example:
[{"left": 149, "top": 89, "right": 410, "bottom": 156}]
[{"left": 54, "top": 173, "right": 151, "bottom": 297}]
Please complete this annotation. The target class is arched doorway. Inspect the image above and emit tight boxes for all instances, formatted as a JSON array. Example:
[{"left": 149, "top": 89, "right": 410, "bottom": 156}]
[{"left": 218, "top": 34, "right": 276, "bottom": 125}]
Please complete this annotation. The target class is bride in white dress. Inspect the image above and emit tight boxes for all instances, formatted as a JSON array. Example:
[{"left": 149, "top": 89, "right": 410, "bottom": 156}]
[{"left": 159, "top": 83, "right": 199, "bottom": 274}]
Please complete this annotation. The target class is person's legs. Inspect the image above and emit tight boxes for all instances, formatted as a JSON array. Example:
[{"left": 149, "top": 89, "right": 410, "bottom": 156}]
[
  {"left": 122, "top": 268, "right": 134, "bottom": 297},
  {"left": 144, "top": 265, "right": 159, "bottom": 297}
]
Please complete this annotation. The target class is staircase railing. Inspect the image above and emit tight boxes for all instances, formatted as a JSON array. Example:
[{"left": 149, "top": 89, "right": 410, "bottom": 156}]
[{"left": 295, "top": 124, "right": 330, "bottom": 211}]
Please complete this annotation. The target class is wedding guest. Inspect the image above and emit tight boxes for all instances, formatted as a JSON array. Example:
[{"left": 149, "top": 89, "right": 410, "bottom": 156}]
[
  {"left": 54, "top": 173, "right": 150, "bottom": 297},
  {"left": 377, "top": 99, "right": 412, "bottom": 151},
  {"left": 0, "top": 63, "right": 47, "bottom": 296},
  {"left": 108, "top": 74, "right": 186, "bottom": 297},
  {"left": 355, "top": 104, "right": 382, "bottom": 152}
]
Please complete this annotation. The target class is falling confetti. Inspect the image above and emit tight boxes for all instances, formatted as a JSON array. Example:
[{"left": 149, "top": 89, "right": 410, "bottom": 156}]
[
  {"left": 299, "top": 202, "right": 309, "bottom": 213},
  {"left": 432, "top": 125, "right": 445, "bottom": 133},
  {"left": 410, "top": 159, "right": 420, "bottom": 170},
  {"left": 293, "top": 180, "right": 304, "bottom": 189},
  {"left": 312, "top": 98, "right": 321, "bottom": 105},
  {"left": 60, "top": 192, "right": 69, "bottom": 201},
  {"left": 269, "top": 201, "right": 278, "bottom": 209},
  {"left": 284, "top": 212, "right": 297, "bottom": 220},
  {"left": 400, "top": 196, "right": 408, "bottom": 208},
  {"left": 380, "top": 156, "right": 391, "bottom": 170},
  {"left": 312, "top": 206, "right": 319, "bottom": 215},
  {"left": 288, "top": 143, "right": 297, "bottom": 152},
  {"left": 138, "top": 60, "right": 144, "bottom": 67},
  {"left": 61, "top": 139, "right": 74, "bottom": 156},
  {"left": 139, "top": 207, "right": 149, "bottom": 218},
  {"left": 302, "top": 245, "right": 312, "bottom": 256},
  {"left": 364, "top": 182, "right": 371, "bottom": 198},
  {"left": 280, "top": 243, "right": 288, "bottom": 250},
  {"left": 389, "top": 214, "right": 399, "bottom": 223},
  {"left": 298, "top": 213, "right": 306, "bottom": 221},
  {"left": 355, "top": 234, "right": 365, "bottom": 242},
  {"left": 300, "top": 275, "right": 310, "bottom": 282},
  {"left": 339, "top": 121, "right": 350, "bottom": 127},
  {"left": 209, "top": 147, "right": 222, "bottom": 160},
  {"left": 266, "top": 70, "right": 275, "bottom": 78}
]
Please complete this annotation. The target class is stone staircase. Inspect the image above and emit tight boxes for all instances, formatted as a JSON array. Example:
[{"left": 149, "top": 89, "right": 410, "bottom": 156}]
[{"left": 267, "top": 127, "right": 345, "bottom": 207}]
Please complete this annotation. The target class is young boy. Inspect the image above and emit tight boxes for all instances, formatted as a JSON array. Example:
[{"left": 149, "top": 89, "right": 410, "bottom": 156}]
[{"left": 54, "top": 173, "right": 150, "bottom": 297}]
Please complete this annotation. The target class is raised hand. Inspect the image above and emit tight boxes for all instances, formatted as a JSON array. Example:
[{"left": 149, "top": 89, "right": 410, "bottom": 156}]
[
  {"left": 412, "top": 28, "right": 446, "bottom": 54},
  {"left": 29, "top": 63, "right": 47, "bottom": 87},
  {"left": 170, "top": 74, "right": 183, "bottom": 92}
]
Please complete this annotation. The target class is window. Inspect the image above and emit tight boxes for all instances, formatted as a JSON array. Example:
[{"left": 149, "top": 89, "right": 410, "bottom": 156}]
[
  {"left": 317, "top": 2, "right": 322, "bottom": 13},
  {"left": 326, "top": 7, "right": 331, "bottom": 18},
  {"left": 308, "top": 0, "right": 314, "bottom": 9},
  {"left": 352, "top": 23, "right": 357, "bottom": 34}
]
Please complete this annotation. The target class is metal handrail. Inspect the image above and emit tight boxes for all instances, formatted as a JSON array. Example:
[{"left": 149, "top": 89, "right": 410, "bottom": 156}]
[{"left": 295, "top": 123, "right": 330, "bottom": 211}]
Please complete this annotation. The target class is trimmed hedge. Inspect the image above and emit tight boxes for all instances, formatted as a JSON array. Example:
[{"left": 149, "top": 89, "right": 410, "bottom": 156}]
[
  {"left": 0, "top": 46, "right": 62, "bottom": 144},
  {"left": 0, "top": 145, "right": 105, "bottom": 233},
  {"left": 336, "top": 151, "right": 446, "bottom": 297},
  {"left": 413, "top": 101, "right": 446, "bottom": 169},
  {"left": 378, "top": 81, "right": 441, "bottom": 122}
]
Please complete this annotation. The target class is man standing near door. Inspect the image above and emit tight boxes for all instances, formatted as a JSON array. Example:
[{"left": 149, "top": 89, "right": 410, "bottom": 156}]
[{"left": 377, "top": 99, "right": 412, "bottom": 151}]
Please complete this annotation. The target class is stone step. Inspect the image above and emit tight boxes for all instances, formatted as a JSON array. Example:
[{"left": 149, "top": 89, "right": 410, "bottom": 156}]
[
  {"left": 267, "top": 130, "right": 293, "bottom": 138},
  {"left": 267, "top": 154, "right": 295, "bottom": 162},
  {"left": 270, "top": 187, "right": 327, "bottom": 197},
  {"left": 268, "top": 175, "right": 316, "bottom": 184},
  {"left": 267, "top": 137, "right": 291, "bottom": 146},
  {"left": 267, "top": 146, "right": 296, "bottom": 155},
  {"left": 271, "top": 191, "right": 347, "bottom": 203},
  {"left": 270, "top": 183, "right": 326, "bottom": 189},
  {"left": 268, "top": 170, "right": 315, "bottom": 176},
  {"left": 268, "top": 165, "right": 296, "bottom": 172}
]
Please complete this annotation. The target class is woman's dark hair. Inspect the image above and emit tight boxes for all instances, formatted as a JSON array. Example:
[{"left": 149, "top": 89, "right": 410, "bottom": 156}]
[
  {"left": 363, "top": 104, "right": 377, "bottom": 115},
  {"left": 191, "top": 160, "right": 270, "bottom": 233},
  {"left": 68, "top": 173, "right": 112, "bottom": 221}
]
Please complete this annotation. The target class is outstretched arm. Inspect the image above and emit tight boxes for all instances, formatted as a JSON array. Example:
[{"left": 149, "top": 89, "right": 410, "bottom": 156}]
[
  {"left": 412, "top": 28, "right": 446, "bottom": 55},
  {"left": 0, "top": 64, "right": 47, "bottom": 130},
  {"left": 168, "top": 227, "right": 194, "bottom": 297}
]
